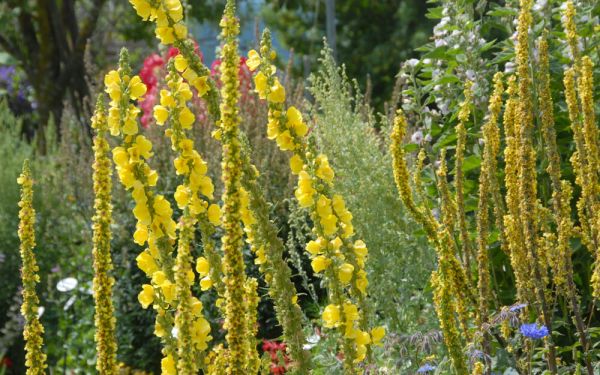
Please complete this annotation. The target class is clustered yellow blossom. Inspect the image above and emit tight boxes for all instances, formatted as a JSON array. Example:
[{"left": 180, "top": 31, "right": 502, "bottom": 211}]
[
  {"left": 157, "top": 61, "right": 216, "bottom": 373},
  {"left": 129, "top": 0, "right": 220, "bottom": 117},
  {"left": 17, "top": 160, "right": 48, "bottom": 375},
  {"left": 247, "top": 29, "right": 383, "bottom": 371},
  {"left": 90, "top": 96, "right": 118, "bottom": 374},
  {"left": 106, "top": 48, "right": 179, "bottom": 365},
  {"left": 218, "top": 2, "right": 259, "bottom": 372}
]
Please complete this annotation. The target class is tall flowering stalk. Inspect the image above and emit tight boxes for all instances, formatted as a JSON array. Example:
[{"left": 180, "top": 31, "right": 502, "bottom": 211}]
[
  {"left": 128, "top": 1, "right": 227, "bottom": 295},
  {"left": 390, "top": 111, "right": 468, "bottom": 373},
  {"left": 536, "top": 30, "right": 593, "bottom": 375},
  {"left": 90, "top": 96, "right": 118, "bottom": 374},
  {"left": 17, "top": 160, "right": 48, "bottom": 375},
  {"left": 475, "top": 72, "right": 504, "bottom": 367},
  {"left": 155, "top": 61, "right": 216, "bottom": 373},
  {"left": 217, "top": 2, "right": 258, "bottom": 372},
  {"left": 454, "top": 81, "right": 473, "bottom": 274},
  {"left": 106, "top": 48, "right": 183, "bottom": 373},
  {"left": 513, "top": 0, "right": 557, "bottom": 371},
  {"left": 237, "top": 148, "right": 312, "bottom": 371},
  {"left": 247, "top": 30, "right": 384, "bottom": 371}
]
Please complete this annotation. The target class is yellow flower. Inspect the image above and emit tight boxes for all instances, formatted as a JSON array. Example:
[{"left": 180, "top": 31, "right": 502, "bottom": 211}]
[
  {"left": 174, "top": 185, "right": 190, "bottom": 209},
  {"left": 276, "top": 130, "right": 295, "bottom": 151},
  {"left": 254, "top": 72, "right": 268, "bottom": 99},
  {"left": 371, "top": 326, "right": 385, "bottom": 345},
  {"left": 354, "top": 344, "right": 367, "bottom": 363},
  {"left": 153, "top": 105, "right": 169, "bottom": 125},
  {"left": 133, "top": 224, "right": 149, "bottom": 245},
  {"left": 246, "top": 49, "right": 261, "bottom": 71},
  {"left": 289, "top": 154, "right": 304, "bottom": 174},
  {"left": 200, "top": 277, "right": 212, "bottom": 291},
  {"left": 267, "top": 79, "right": 285, "bottom": 103},
  {"left": 207, "top": 204, "right": 221, "bottom": 225},
  {"left": 196, "top": 257, "right": 210, "bottom": 276},
  {"left": 179, "top": 106, "right": 195, "bottom": 128},
  {"left": 306, "top": 238, "right": 323, "bottom": 255},
  {"left": 353, "top": 240, "right": 368, "bottom": 258},
  {"left": 129, "top": 0, "right": 152, "bottom": 20},
  {"left": 128, "top": 75, "right": 147, "bottom": 99},
  {"left": 161, "top": 355, "right": 176, "bottom": 375},
  {"left": 338, "top": 263, "right": 354, "bottom": 284},
  {"left": 316, "top": 155, "right": 335, "bottom": 184},
  {"left": 138, "top": 284, "right": 154, "bottom": 309},
  {"left": 355, "top": 330, "right": 371, "bottom": 346},
  {"left": 311, "top": 255, "right": 331, "bottom": 273},
  {"left": 320, "top": 214, "right": 338, "bottom": 236},
  {"left": 322, "top": 304, "right": 340, "bottom": 328},
  {"left": 174, "top": 54, "right": 188, "bottom": 72},
  {"left": 136, "top": 250, "right": 158, "bottom": 276}
]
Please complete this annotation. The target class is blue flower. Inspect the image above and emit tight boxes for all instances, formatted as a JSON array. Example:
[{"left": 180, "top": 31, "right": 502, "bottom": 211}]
[
  {"left": 509, "top": 303, "right": 527, "bottom": 312},
  {"left": 417, "top": 363, "right": 436, "bottom": 373},
  {"left": 520, "top": 323, "right": 549, "bottom": 339}
]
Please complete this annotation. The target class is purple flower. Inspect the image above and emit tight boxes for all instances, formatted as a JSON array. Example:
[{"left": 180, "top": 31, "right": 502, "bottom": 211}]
[
  {"left": 509, "top": 303, "right": 527, "bottom": 312},
  {"left": 417, "top": 363, "right": 436, "bottom": 373},
  {"left": 520, "top": 323, "right": 549, "bottom": 339}
]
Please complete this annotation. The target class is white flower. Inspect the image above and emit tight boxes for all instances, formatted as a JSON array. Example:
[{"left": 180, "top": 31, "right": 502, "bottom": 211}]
[
  {"left": 57, "top": 277, "right": 78, "bottom": 292},
  {"left": 504, "top": 62, "right": 516, "bottom": 74},
  {"left": 405, "top": 58, "right": 420, "bottom": 68},
  {"left": 303, "top": 334, "right": 320, "bottom": 350},
  {"left": 64, "top": 295, "right": 76, "bottom": 311},
  {"left": 465, "top": 69, "right": 476, "bottom": 81},
  {"left": 172, "top": 327, "right": 179, "bottom": 338},
  {"left": 435, "top": 39, "right": 448, "bottom": 48},
  {"left": 424, "top": 133, "right": 432, "bottom": 142},
  {"left": 37, "top": 306, "right": 45, "bottom": 318},
  {"left": 411, "top": 130, "right": 424, "bottom": 144}
]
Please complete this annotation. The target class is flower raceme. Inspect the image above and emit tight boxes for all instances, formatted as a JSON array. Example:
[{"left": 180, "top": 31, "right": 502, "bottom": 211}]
[
  {"left": 105, "top": 48, "right": 182, "bottom": 368},
  {"left": 246, "top": 30, "right": 383, "bottom": 370},
  {"left": 18, "top": 160, "right": 48, "bottom": 375}
]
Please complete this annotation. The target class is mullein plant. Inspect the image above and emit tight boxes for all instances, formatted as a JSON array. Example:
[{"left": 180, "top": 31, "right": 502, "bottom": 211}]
[
  {"left": 154, "top": 60, "right": 217, "bottom": 373},
  {"left": 390, "top": 111, "right": 469, "bottom": 373},
  {"left": 90, "top": 96, "right": 118, "bottom": 374},
  {"left": 18, "top": 160, "right": 48, "bottom": 374},
  {"left": 247, "top": 29, "right": 385, "bottom": 372},
  {"left": 215, "top": 2, "right": 259, "bottom": 372},
  {"left": 104, "top": 49, "right": 183, "bottom": 374},
  {"left": 129, "top": 0, "right": 312, "bottom": 371}
]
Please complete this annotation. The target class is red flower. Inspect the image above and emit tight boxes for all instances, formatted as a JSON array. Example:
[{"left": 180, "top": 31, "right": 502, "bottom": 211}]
[{"left": 0, "top": 356, "right": 13, "bottom": 368}]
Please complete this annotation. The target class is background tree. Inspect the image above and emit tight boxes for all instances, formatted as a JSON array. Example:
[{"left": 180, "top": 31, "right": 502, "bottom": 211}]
[{"left": 0, "top": 0, "right": 107, "bottom": 148}]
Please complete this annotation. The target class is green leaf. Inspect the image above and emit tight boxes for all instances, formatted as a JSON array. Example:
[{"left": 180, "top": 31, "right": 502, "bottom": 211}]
[{"left": 462, "top": 155, "right": 482, "bottom": 172}]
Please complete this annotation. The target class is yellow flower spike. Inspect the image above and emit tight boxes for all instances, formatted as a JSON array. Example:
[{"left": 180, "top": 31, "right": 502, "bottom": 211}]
[
  {"left": 18, "top": 160, "right": 48, "bottom": 375},
  {"left": 251, "top": 28, "right": 374, "bottom": 369},
  {"left": 107, "top": 48, "right": 181, "bottom": 368},
  {"left": 90, "top": 97, "right": 119, "bottom": 374}
]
